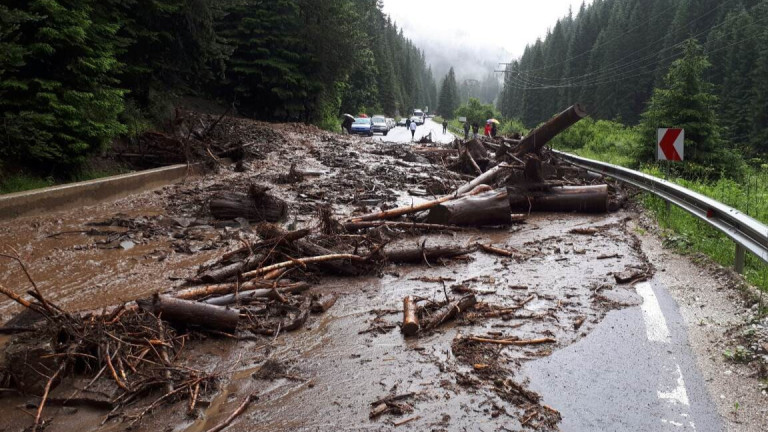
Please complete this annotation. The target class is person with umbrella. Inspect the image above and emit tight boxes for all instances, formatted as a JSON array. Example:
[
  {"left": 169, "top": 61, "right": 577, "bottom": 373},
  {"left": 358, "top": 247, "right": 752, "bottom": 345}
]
[
  {"left": 463, "top": 120, "right": 470, "bottom": 140},
  {"left": 341, "top": 114, "right": 353, "bottom": 134}
]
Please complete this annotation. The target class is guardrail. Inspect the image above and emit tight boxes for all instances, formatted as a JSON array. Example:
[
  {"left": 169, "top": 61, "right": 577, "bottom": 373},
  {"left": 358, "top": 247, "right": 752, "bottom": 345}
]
[{"left": 554, "top": 150, "right": 768, "bottom": 273}]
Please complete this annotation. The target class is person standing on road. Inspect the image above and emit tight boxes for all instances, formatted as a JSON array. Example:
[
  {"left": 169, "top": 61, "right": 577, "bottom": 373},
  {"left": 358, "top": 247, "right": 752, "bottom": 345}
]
[
  {"left": 463, "top": 120, "right": 470, "bottom": 140},
  {"left": 409, "top": 119, "right": 417, "bottom": 141},
  {"left": 442, "top": 120, "right": 448, "bottom": 134},
  {"left": 405, "top": 118, "right": 411, "bottom": 130},
  {"left": 471, "top": 122, "right": 479, "bottom": 138},
  {"left": 491, "top": 122, "right": 497, "bottom": 138},
  {"left": 341, "top": 116, "right": 353, "bottom": 134},
  {"left": 484, "top": 122, "right": 491, "bottom": 137}
]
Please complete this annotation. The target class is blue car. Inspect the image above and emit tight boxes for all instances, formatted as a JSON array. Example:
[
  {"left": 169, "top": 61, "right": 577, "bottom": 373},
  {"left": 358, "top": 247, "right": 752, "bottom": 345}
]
[{"left": 350, "top": 117, "right": 373, "bottom": 136}]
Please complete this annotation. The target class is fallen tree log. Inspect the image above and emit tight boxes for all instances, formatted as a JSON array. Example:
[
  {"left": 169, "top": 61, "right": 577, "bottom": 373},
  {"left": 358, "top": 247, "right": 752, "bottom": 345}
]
[
  {"left": 241, "top": 254, "right": 366, "bottom": 280},
  {"left": 401, "top": 296, "right": 419, "bottom": 336},
  {"left": 426, "top": 189, "right": 512, "bottom": 226},
  {"left": 194, "top": 253, "right": 266, "bottom": 284},
  {"left": 139, "top": 295, "right": 239, "bottom": 332},
  {"left": 454, "top": 164, "right": 513, "bottom": 195},
  {"left": 173, "top": 280, "right": 308, "bottom": 300},
  {"left": 348, "top": 184, "right": 492, "bottom": 222},
  {"left": 343, "top": 221, "right": 467, "bottom": 232},
  {"left": 423, "top": 295, "right": 477, "bottom": 330},
  {"left": 508, "top": 184, "right": 608, "bottom": 213},
  {"left": 209, "top": 184, "right": 287, "bottom": 222},
  {"left": 203, "top": 284, "right": 310, "bottom": 306},
  {"left": 463, "top": 138, "right": 489, "bottom": 162},
  {"left": 515, "top": 103, "right": 587, "bottom": 156},
  {"left": 384, "top": 245, "right": 476, "bottom": 264}
]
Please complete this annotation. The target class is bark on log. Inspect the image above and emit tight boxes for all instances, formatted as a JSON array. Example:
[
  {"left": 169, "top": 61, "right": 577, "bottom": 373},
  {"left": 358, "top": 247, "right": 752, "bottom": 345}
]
[
  {"left": 463, "top": 138, "right": 489, "bottom": 161},
  {"left": 402, "top": 296, "right": 419, "bottom": 336},
  {"left": 348, "top": 184, "right": 492, "bottom": 223},
  {"left": 209, "top": 185, "right": 287, "bottom": 222},
  {"left": 310, "top": 294, "right": 338, "bottom": 313},
  {"left": 203, "top": 284, "right": 310, "bottom": 306},
  {"left": 141, "top": 295, "right": 239, "bottom": 332},
  {"left": 426, "top": 189, "right": 512, "bottom": 226},
  {"left": 508, "top": 184, "right": 608, "bottom": 213},
  {"left": 515, "top": 104, "right": 587, "bottom": 155},
  {"left": 194, "top": 253, "right": 266, "bottom": 283},
  {"left": 455, "top": 164, "right": 512, "bottom": 195},
  {"left": 174, "top": 280, "right": 307, "bottom": 300},
  {"left": 384, "top": 245, "right": 476, "bottom": 264},
  {"left": 423, "top": 295, "right": 477, "bottom": 330}
]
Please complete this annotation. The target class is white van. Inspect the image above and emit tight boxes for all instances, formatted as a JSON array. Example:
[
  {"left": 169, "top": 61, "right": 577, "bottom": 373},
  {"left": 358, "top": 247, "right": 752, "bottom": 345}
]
[{"left": 412, "top": 109, "right": 425, "bottom": 125}]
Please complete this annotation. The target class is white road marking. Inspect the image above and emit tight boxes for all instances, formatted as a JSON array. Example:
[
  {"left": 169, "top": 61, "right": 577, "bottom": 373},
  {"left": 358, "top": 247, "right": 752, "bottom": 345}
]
[
  {"left": 636, "top": 282, "right": 671, "bottom": 343},
  {"left": 637, "top": 282, "right": 695, "bottom": 429},
  {"left": 657, "top": 364, "right": 691, "bottom": 406}
]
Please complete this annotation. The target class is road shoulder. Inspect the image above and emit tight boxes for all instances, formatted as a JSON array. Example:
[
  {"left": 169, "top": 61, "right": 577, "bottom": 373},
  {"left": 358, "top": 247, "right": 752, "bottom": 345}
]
[{"left": 632, "top": 214, "right": 768, "bottom": 431}]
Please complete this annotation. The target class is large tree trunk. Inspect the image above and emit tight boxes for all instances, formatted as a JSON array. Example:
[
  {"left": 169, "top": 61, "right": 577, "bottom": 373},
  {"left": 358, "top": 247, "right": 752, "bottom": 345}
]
[
  {"left": 384, "top": 245, "right": 475, "bottom": 264},
  {"left": 140, "top": 295, "right": 240, "bottom": 332},
  {"left": 209, "top": 184, "right": 287, "bottom": 222},
  {"left": 426, "top": 189, "right": 512, "bottom": 226},
  {"left": 515, "top": 104, "right": 587, "bottom": 155},
  {"left": 508, "top": 184, "right": 608, "bottom": 213}
]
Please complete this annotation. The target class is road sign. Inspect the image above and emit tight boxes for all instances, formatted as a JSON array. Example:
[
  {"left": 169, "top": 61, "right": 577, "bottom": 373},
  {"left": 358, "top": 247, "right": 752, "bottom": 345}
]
[
  {"left": 458, "top": 116, "right": 467, "bottom": 122},
  {"left": 657, "top": 128, "right": 684, "bottom": 161}
]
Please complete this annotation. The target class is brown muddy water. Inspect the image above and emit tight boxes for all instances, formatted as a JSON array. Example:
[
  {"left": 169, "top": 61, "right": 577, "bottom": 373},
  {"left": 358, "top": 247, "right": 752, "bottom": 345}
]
[
  {"left": 0, "top": 205, "right": 647, "bottom": 431},
  {"left": 0, "top": 129, "right": 649, "bottom": 431}
]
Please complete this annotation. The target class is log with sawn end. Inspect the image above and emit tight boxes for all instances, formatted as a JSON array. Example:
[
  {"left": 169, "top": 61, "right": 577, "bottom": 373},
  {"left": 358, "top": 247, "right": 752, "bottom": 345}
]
[
  {"left": 139, "top": 295, "right": 240, "bottom": 332},
  {"left": 426, "top": 188, "right": 513, "bottom": 226},
  {"left": 514, "top": 103, "right": 587, "bottom": 156},
  {"left": 401, "top": 296, "right": 419, "bottom": 336}
]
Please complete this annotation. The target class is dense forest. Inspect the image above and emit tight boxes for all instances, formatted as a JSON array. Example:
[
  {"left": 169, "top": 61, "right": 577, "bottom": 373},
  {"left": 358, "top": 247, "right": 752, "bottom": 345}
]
[
  {"left": 0, "top": 0, "right": 437, "bottom": 176},
  {"left": 498, "top": 0, "right": 768, "bottom": 158}
]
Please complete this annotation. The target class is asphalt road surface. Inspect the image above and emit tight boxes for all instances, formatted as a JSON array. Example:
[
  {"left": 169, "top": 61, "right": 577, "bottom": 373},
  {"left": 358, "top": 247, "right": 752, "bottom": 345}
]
[
  {"left": 381, "top": 119, "right": 728, "bottom": 431},
  {"left": 372, "top": 117, "right": 455, "bottom": 144}
]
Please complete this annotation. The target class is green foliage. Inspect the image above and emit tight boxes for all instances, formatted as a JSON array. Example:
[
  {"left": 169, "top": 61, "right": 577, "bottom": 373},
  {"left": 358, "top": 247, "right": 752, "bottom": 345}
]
[
  {"left": 0, "top": 0, "right": 126, "bottom": 174},
  {"left": 454, "top": 98, "right": 498, "bottom": 126},
  {"left": 437, "top": 67, "right": 459, "bottom": 118},
  {"left": 637, "top": 39, "right": 744, "bottom": 179},
  {"left": 549, "top": 118, "right": 641, "bottom": 167}
]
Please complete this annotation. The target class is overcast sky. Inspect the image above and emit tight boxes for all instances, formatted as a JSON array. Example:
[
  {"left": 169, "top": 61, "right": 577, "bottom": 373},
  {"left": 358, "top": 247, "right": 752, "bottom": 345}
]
[{"left": 381, "top": 0, "right": 594, "bottom": 80}]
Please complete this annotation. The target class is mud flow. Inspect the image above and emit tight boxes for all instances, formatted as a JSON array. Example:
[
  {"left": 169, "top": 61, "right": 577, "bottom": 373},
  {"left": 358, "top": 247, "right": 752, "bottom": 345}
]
[{"left": 0, "top": 114, "right": 647, "bottom": 431}]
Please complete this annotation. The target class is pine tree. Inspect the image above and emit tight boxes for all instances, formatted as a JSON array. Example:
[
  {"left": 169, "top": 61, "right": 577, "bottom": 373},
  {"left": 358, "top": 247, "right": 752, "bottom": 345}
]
[
  {"left": 0, "top": 0, "right": 126, "bottom": 173},
  {"left": 638, "top": 39, "right": 739, "bottom": 178},
  {"left": 437, "top": 67, "right": 458, "bottom": 118}
]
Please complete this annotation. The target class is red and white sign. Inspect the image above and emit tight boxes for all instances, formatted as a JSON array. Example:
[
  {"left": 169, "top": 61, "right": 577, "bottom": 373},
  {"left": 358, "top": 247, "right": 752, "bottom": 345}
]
[{"left": 657, "top": 128, "right": 684, "bottom": 161}]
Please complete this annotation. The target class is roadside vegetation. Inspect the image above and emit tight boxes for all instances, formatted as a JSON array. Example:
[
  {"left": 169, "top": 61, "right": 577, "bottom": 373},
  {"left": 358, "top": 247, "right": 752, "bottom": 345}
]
[{"left": 0, "top": 1, "right": 436, "bottom": 192}]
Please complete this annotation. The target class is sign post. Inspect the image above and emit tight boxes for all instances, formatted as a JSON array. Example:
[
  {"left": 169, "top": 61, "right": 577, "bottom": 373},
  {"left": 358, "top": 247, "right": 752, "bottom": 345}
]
[{"left": 657, "top": 128, "right": 684, "bottom": 216}]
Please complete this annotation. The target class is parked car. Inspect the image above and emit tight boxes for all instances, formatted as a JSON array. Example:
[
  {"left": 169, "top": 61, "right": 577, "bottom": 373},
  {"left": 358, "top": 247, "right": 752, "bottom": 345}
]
[
  {"left": 396, "top": 117, "right": 407, "bottom": 127},
  {"left": 386, "top": 118, "right": 395, "bottom": 130},
  {"left": 350, "top": 117, "right": 373, "bottom": 136},
  {"left": 410, "top": 116, "right": 421, "bottom": 125},
  {"left": 371, "top": 115, "right": 389, "bottom": 135}
]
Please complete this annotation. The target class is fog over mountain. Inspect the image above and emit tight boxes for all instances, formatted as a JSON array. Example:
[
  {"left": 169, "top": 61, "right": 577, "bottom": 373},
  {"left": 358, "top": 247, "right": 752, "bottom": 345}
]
[{"left": 381, "top": 0, "right": 592, "bottom": 89}]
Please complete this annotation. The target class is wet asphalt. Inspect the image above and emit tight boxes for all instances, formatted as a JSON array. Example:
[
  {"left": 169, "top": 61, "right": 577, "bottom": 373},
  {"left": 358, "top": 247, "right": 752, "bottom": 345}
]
[{"left": 380, "top": 122, "right": 724, "bottom": 431}]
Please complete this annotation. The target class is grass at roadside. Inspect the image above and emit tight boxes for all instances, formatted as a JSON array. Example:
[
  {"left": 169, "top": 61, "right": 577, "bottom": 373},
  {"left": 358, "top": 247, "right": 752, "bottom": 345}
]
[{"left": 549, "top": 119, "right": 768, "bottom": 293}]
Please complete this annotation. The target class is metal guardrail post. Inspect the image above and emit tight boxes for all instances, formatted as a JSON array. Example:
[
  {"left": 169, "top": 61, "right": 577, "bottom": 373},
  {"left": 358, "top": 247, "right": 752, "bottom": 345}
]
[{"left": 735, "top": 244, "right": 746, "bottom": 274}]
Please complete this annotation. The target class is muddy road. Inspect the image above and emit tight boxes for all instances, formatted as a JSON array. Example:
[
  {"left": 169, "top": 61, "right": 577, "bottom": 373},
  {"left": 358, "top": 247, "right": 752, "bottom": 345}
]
[{"left": 0, "top": 117, "right": 765, "bottom": 431}]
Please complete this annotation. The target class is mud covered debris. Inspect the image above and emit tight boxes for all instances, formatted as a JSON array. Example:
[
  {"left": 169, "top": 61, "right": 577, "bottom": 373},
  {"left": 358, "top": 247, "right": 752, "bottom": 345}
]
[{"left": 0, "top": 104, "right": 653, "bottom": 431}]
